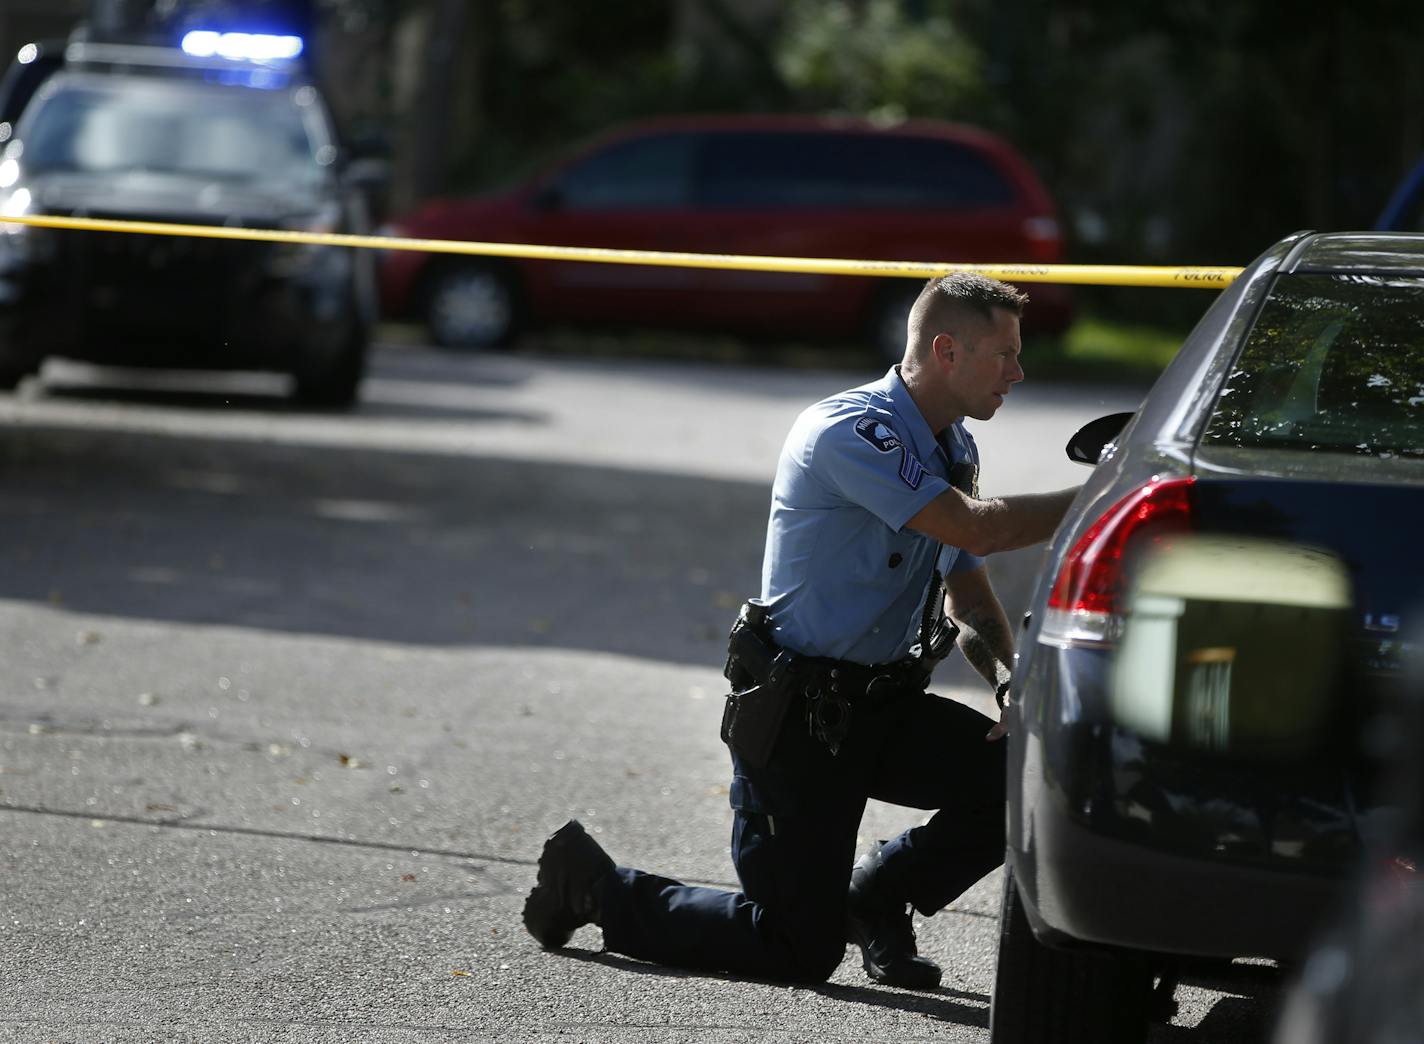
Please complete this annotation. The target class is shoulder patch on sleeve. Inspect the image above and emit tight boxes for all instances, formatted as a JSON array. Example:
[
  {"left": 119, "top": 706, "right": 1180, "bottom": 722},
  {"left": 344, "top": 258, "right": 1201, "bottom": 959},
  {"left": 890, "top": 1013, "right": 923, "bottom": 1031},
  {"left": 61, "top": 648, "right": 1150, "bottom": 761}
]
[{"left": 854, "top": 415, "right": 903, "bottom": 453}]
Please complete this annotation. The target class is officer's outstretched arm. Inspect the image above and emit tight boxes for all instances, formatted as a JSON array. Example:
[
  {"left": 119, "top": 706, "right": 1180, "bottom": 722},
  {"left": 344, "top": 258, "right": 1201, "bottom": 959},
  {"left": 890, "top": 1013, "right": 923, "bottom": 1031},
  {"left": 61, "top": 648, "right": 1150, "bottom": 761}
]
[
  {"left": 905, "top": 485, "right": 1080, "bottom": 557},
  {"left": 945, "top": 566, "right": 1013, "bottom": 689},
  {"left": 945, "top": 566, "right": 1015, "bottom": 741}
]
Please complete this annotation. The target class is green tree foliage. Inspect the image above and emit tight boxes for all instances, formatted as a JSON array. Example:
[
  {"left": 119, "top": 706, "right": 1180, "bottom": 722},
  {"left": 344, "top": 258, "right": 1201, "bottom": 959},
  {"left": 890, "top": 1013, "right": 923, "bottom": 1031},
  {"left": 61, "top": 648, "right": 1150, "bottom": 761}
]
[
  {"left": 924, "top": 0, "right": 1424, "bottom": 320},
  {"left": 776, "top": 0, "right": 994, "bottom": 124},
  {"left": 308, "top": 0, "right": 1424, "bottom": 296},
  {"left": 471, "top": 1, "right": 676, "bottom": 179}
]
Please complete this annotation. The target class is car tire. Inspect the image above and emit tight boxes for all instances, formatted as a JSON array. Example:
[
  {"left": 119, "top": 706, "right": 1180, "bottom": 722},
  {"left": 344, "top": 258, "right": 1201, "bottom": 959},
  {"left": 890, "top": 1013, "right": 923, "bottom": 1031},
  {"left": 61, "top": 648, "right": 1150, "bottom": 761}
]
[
  {"left": 423, "top": 261, "right": 522, "bottom": 350},
  {"left": 869, "top": 280, "right": 922, "bottom": 364},
  {"left": 989, "top": 868, "right": 1153, "bottom": 1044},
  {"left": 0, "top": 345, "right": 40, "bottom": 390},
  {"left": 291, "top": 324, "right": 368, "bottom": 410},
  {"left": 0, "top": 359, "right": 32, "bottom": 390}
]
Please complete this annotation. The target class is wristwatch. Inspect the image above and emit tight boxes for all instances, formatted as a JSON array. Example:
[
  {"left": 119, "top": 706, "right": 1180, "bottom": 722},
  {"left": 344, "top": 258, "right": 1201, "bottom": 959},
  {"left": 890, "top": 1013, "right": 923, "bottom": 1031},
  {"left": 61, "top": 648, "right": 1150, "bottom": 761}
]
[{"left": 994, "top": 679, "right": 1011, "bottom": 711}]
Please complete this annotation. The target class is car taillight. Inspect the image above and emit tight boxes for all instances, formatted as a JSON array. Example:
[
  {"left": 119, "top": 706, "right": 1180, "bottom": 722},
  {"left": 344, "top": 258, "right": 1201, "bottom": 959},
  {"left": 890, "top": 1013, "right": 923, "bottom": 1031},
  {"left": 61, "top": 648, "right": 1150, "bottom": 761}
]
[
  {"left": 1040, "top": 476, "right": 1196, "bottom": 647},
  {"left": 1022, "top": 215, "right": 1061, "bottom": 263}
]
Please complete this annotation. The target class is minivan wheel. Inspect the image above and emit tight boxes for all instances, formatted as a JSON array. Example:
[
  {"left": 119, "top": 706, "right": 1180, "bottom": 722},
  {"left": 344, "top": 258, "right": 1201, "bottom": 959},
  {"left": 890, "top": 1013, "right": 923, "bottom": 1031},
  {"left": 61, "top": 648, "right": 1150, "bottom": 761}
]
[
  {"left": 424, "top": 262, "right": 521, "bottom": 349},
  {"left": 869, "top": 281, "right": 922, "bottom": 363},
  {"left": 990, "top": 868, "right": 1154, "bottom": 1044}
]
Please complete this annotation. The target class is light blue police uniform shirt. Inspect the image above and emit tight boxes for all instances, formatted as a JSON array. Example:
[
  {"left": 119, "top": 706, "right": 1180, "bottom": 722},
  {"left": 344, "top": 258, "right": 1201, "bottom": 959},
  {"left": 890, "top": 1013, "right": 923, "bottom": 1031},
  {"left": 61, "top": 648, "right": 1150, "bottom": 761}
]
[{"left": 760, "top": 366, "right": 984, "bottom": 665}]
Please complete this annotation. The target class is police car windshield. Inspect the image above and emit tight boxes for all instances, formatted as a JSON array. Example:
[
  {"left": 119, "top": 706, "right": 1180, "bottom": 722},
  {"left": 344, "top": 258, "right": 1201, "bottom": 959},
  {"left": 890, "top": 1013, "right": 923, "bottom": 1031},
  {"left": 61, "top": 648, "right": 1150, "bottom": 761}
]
[{"left": 19, "top": 76, "right": 323, "bottom": 185}]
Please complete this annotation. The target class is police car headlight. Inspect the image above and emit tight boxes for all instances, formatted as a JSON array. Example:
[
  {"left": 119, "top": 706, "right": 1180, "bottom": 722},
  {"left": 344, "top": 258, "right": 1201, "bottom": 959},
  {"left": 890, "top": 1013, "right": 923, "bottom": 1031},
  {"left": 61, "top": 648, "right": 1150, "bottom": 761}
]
[
  {"left": 0, "top": 185, "right": 33, "bottom": 268},
  {"left": 0, "top": 158, "right": 21, "bottom": 191}
]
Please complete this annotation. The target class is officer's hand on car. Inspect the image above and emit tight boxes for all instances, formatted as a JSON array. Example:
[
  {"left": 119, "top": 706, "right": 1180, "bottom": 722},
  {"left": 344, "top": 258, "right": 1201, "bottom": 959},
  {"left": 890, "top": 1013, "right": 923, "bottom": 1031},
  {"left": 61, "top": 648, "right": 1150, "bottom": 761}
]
[{"left": 986, "top": 680, "right": 1011, "bottom": 741}]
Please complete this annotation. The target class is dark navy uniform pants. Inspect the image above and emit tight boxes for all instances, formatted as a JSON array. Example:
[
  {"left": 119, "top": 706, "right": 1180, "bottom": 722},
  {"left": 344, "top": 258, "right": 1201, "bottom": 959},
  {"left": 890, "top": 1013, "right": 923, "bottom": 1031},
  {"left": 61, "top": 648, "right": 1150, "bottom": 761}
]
[{"left": 595, "top": 688, "right": 1006, "bottom": 983}]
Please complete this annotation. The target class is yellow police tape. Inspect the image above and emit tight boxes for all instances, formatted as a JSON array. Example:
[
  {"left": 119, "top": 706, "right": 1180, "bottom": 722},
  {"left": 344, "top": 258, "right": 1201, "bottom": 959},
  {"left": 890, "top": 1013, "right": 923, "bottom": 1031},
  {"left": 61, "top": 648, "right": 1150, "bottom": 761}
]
[{"left": 1, "top": 213, "right": 1243, "bottom": 289}]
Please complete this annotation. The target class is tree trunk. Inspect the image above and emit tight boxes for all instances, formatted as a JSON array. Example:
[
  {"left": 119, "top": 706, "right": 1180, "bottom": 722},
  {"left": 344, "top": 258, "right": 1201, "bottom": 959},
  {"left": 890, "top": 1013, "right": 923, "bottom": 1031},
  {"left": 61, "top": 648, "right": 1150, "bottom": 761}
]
[{"left": 400, "top": 0, "right": 470, "bottom": 207}]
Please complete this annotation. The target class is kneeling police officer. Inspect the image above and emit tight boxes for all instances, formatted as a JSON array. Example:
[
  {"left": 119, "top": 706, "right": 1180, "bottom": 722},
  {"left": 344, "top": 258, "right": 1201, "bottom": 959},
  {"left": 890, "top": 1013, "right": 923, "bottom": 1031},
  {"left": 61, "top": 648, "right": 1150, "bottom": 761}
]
[{"left": 523, "top": 273, "right": 1081, "bottom": 988}]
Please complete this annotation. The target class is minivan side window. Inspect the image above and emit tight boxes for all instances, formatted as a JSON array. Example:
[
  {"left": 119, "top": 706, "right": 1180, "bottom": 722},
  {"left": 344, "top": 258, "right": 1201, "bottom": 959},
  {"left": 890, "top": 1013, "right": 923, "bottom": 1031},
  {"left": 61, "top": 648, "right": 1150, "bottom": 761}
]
[
  {"left": 695, "top": 131, "right": 1017, "bottom": 210},
  {"left": 554, "top": 132, "right": 697, "bottom": 210}
]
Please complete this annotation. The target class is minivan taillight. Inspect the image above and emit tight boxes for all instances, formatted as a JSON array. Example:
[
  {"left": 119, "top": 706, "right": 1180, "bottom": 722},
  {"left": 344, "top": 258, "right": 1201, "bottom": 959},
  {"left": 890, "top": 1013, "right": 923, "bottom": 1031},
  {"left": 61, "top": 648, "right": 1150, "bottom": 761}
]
[
  {"left": 1022, "top": 216, "right": 1061, "bottom": 262},
  {"left": 1039, "top": 476, "right": 1196, "bottom": 647}
]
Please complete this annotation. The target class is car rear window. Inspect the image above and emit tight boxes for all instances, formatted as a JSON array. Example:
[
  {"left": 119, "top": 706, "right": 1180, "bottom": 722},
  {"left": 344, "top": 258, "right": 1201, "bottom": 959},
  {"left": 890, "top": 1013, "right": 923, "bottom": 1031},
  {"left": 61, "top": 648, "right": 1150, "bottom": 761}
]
[
  {"left": 695, "top": 130, "right": 1017, "bottom": 210},
  {"left": 1202, "top": 273, "right": 1424, "bottom": 457}
]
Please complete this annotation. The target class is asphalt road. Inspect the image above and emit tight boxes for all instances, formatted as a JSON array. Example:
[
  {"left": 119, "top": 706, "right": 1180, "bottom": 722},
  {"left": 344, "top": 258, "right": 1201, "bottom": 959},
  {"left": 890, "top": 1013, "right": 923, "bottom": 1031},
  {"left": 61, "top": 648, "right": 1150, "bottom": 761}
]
[{"left": 0, "top": 339, "right": 1283, "bottom": 1042}]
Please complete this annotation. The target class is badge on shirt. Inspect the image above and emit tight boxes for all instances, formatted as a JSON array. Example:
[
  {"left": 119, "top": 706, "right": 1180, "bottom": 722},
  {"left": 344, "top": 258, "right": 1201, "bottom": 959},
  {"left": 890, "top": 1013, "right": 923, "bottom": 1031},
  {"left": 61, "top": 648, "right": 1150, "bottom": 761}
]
[
  {"left": 855, "top": 416, "right": 925, "bottom": 490},
  {"left": 854, "top": 416, "right": 902, "bottom": 453}
]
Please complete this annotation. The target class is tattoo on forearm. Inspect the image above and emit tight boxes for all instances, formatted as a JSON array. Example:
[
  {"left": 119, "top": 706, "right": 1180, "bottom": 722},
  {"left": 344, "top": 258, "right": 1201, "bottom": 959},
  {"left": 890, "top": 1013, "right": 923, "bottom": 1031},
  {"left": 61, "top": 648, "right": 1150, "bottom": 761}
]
[{"left": 956, "top": 608, "right": 1013, "bottom": 690}]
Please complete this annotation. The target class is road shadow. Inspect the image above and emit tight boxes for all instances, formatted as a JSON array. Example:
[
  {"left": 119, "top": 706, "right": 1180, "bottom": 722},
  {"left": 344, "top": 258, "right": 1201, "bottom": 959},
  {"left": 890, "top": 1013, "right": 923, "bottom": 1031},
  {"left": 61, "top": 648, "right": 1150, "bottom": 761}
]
[
  {"left": 34, "top": 379, "right": 548, "bottom": 427},
  {"left": 0, "top": 419, "right": 1052, "bottom": 671},
  {"left": 29, "top": 345, "right": 548, "bottom": 424},
  {"left": 0, "top": 420, "right": 768, "bottom": 665},
  {"left": 816, "top": 980, "right": 990, "bottom": 1029},
  {"left": 556, "top": 947, "right": 991, "bottom": 1030}
]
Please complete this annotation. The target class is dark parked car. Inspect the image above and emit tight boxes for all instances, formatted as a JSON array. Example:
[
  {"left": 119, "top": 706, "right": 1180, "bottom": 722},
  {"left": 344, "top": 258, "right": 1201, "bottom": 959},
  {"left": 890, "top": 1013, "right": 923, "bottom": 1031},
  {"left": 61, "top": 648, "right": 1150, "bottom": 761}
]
[
  {"left": 0, "top": 34, "right": 382, "bottom": 407},
  {"left": 1270, "top": 624, "right": 1423, "bottom": 1044},
  {"left": 377, "top": 114, "right": 1073, "bottom": 359},
  {"left": 991, "top": 230, "right": 1424, "bottom": 1042}
]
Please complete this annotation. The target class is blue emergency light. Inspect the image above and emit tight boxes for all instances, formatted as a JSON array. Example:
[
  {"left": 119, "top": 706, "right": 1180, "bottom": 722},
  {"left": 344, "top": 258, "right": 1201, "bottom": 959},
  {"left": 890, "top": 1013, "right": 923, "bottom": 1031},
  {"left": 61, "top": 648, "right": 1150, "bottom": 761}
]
[{"left": 180, "top": 31, "right": 304, "bottom": 63}]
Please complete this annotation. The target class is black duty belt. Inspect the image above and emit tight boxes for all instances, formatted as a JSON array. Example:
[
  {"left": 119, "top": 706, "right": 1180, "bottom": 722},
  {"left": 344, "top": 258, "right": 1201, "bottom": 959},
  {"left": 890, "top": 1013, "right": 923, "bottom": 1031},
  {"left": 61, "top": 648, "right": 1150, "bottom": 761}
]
[
  {"left": 722, "top": 601, "right": 958, "bottom": 761},
  {"left": 793, "top": 617, "right": 957, "bottom": 755},
  {"left": 795, "top": 651, "right": 932, "bottom": 701}
]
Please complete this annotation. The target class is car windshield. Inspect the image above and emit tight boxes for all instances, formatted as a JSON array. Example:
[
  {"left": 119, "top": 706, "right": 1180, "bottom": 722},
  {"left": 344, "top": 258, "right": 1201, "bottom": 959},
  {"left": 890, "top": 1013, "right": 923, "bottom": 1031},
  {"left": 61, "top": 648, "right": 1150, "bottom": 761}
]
[
  {"left": 19, "top": 77, "right": 323, "bottom": 185},
  {"left": 1202, "top": 272, "right": 1424, "bottom": 457}
]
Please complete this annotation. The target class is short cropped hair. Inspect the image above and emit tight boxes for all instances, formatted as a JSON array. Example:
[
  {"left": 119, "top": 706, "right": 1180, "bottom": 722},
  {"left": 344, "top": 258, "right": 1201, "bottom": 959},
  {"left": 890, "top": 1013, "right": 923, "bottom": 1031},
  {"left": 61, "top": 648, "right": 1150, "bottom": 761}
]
[{"left": 908, "top": 273, "right": 1028, "bottom": 343}]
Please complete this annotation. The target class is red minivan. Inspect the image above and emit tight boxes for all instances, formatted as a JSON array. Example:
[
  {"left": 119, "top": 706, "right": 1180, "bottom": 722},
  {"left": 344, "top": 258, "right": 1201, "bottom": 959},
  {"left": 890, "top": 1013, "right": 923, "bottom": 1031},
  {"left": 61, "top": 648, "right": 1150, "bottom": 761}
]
[{"left": 378, "top": 114, "right": 1073, "bottom": 360}]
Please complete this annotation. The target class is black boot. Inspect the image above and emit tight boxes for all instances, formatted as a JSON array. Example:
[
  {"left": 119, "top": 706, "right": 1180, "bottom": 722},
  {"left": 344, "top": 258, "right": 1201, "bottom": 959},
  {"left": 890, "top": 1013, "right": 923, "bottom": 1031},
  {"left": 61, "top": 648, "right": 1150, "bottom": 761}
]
[
  {"left": 522, "top": 820, "right": 615, "bottom": 949},
  {"left": 846, "top": 842, "right": 942, "bottom": 990}
]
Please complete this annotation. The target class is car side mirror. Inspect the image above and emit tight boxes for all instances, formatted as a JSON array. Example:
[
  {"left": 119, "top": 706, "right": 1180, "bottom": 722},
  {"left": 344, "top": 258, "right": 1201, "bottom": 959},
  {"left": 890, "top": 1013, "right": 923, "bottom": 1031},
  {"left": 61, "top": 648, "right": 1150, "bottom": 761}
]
[
  {"left": 1109, "top": 535, "right": 1354, "bottom": 762},
  {"left": 346, "top": 130, "right": 392, "bottom": 162},
  {"left": 1066, "top": 412, "right": 1134, "bottom": 466},
  {"left": 343, "top": 157, "right": 390, "bottom": 191}
]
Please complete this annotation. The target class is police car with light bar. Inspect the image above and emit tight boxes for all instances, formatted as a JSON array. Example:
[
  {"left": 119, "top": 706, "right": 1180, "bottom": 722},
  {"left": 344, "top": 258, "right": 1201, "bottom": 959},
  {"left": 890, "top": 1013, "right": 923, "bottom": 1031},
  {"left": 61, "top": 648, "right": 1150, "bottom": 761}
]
[{"left": 0, "top": 23, "right": 384, "bottom": 407}]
